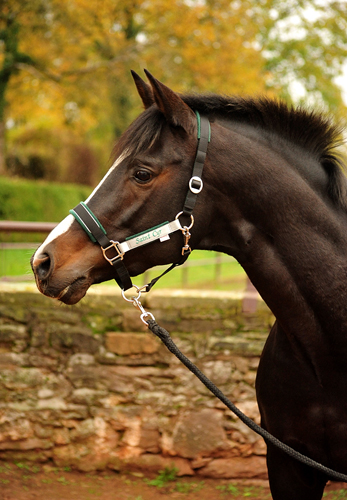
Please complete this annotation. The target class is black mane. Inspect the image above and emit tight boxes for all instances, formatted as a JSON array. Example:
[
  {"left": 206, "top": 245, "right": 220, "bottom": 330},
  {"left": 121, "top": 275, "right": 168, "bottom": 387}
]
[
  {"left": 112, "top": 108, "right": 165, "bottom": 161},
  {"left": 182, "top": 94, "right": 343, "bottom": 158},
  {"left": 113, "top": 94, "right": 347, "bottom": 208},
  {"left": 182, "top": 94, "right": 347, "bottom": 208}
]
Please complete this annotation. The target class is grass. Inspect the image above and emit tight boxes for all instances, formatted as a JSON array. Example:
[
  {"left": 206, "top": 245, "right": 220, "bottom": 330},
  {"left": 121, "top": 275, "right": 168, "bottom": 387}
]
[
  {"left": 143, "top": 468, "right": 268, "bottom": 497},
  {"left": 144, "top": 468, "right": 206, "bottom": 495},
  {"left": 324, "top": 491, "right": 347, "bottom": 499},
  {"left": 144, "top": 467, "right": 178, "bottom": 488},
  {"left": 0, "top": 176, "right": 90, "bottom": 241},
  {"left": 142, "top": 468, "right": 347, "bottom": 498},
  {"left": 216, "top": 484, "right": 272, "bottom": 497},
  {"left": 0, "top": 247, "right": 247, "bottom": 291},
  {"left": 0, "top": 247, "right": 36, "bottom": 278}
]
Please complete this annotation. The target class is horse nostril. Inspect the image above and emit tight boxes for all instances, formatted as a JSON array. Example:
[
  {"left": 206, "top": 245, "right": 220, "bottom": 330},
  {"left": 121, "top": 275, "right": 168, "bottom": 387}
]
[{"left": 32, "top": 253, "right": 52, "bottom": 281}]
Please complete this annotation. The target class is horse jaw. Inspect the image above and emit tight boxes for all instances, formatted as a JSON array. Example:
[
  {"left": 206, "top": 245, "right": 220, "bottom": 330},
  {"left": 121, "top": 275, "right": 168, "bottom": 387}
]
[{"left": 55, "top": 277, "right": 92, "bottom": 305}]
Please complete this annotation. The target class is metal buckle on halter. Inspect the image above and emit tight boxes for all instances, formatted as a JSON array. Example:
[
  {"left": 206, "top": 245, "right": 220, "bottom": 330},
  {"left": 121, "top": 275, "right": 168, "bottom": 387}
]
[
  {"left": 101, "top": 240, "right": 124, "bottom": 263},
  {"left": 189, "top": 176, "right": 203, "bottom": 194}
]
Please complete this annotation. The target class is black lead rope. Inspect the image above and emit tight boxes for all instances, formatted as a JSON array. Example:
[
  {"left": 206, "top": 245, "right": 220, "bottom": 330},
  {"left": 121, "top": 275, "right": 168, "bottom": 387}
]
[{"left": 146, "top": 318, "right": 347, "bottom": 483}]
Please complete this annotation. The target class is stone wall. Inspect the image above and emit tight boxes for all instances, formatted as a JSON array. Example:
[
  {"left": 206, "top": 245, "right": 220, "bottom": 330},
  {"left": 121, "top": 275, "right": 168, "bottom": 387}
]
[{"left": 0, "top": 284, "right": 274, "bottom": 479}]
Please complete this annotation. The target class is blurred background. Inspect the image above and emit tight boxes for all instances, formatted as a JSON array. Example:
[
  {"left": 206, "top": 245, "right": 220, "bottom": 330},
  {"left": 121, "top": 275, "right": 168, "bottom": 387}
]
[{"left": 1, "top": 0, "right": 347, "bottom": 288}]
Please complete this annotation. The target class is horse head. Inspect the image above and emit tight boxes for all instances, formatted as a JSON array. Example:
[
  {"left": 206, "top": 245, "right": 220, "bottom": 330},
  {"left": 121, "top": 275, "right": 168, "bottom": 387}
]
[{"left": 31, "top": 71, "right": 211, "bottom": 304}]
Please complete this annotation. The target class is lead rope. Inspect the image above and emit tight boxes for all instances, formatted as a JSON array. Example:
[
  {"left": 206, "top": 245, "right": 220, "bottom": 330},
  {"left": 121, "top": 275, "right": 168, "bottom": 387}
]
[{"left": 124, "top": 288, "right": 347, "bottom": 483}]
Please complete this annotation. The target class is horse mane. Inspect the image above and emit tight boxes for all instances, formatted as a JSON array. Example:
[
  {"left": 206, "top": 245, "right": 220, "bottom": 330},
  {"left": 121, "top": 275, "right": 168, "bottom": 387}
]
[
  {"left": 112, "top": 94, "right": 347, "bottom": 209},
  {"left": 182, "top": 94, "right": 347, "bottom": 209}
]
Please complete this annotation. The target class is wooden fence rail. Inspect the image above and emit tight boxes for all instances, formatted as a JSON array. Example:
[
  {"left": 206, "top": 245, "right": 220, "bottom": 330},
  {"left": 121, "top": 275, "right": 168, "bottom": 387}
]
[
  {"left": 0, "top": 220, "right": 258, "bottom": 312},
  {"left": 0, "top": 221, "right": 56, "bottom": 232}
]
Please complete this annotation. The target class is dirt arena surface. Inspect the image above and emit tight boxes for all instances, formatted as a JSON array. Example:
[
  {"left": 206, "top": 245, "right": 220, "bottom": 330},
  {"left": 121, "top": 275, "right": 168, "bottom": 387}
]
[{"left": 0, "top": 462, "right": 346, "bottom": 500}]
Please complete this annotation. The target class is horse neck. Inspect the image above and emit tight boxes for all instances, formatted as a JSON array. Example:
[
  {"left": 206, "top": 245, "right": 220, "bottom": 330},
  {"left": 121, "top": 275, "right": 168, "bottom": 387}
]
[{"left": 200, "top": 123, "right": 347, "bottom": 348}]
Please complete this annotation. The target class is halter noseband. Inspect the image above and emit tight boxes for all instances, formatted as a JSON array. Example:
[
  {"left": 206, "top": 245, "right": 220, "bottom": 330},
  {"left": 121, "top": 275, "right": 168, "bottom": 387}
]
[{"left": 69, "top": 112, "right": 211, "bottom": 291}]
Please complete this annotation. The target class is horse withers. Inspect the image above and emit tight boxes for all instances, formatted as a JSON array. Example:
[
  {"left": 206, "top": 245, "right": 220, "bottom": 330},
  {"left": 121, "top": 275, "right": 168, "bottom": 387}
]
[{"left": 32, "top": 70, "right": 347, "bottom": 500}]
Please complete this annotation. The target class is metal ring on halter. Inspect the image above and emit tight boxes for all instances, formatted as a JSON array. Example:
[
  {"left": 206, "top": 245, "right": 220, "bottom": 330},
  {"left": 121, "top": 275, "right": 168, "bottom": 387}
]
[
  {"left": 121, "top": 286, "right": 142, "bottom": 303},
  {"left": 175, "top": 211, "right": 194, "bottom": 230},
  {"left": 121, "top": 287, "right": 156, "bottom": 325}
]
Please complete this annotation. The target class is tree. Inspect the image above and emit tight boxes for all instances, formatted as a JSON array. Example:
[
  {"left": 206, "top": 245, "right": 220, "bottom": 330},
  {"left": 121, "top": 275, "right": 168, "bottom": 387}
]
[
  {"left": 0, "top": 1, "right": 41, "bottom": 174},
  {"left": 2, "top": 0, "right": 268, "bottom": 180},
  {"left": 253, "top": 0, "right": 347, "bottom": 111},
  {"left": 133, "top": 0, "right": 266, "bottom": 94},
  {"left": 0, "top": 0, "right": 143, "bottom": 176},
  {"left": 1, "top": 0, "right": 347, "bottom": 182}
]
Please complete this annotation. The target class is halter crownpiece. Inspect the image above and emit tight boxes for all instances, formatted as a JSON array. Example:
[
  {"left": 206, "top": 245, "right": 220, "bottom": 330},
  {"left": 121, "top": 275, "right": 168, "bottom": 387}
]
[
  {"left": 69, "top": 112, "right": 211, "bottom": 291},
  {"left": 182, "top": 111, "right": 210, "bottom": 218}
]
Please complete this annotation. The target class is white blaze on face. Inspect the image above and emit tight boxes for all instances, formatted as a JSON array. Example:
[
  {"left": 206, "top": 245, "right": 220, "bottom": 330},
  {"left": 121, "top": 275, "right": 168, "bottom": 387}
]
[
  {"left": 33, "top": 151, "right": 129, "bottom": 260},
  {"left": 33, "top": 214, "right": 75, "bottom": 259},
  {"left": 85, "top": 150, "right": 129, "bottom": 203}
]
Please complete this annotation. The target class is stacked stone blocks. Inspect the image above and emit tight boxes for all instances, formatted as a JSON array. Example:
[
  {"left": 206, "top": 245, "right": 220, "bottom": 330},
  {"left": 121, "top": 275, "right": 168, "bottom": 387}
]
[{"left": 0, "top": 285, "right": 273, "bottom": 478}]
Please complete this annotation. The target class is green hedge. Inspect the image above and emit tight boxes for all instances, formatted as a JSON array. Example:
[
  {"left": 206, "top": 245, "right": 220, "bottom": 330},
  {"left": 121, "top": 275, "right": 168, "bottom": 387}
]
[
  {"left": 0, "top": 176, "right": 91, "bottom": 222},
  {"left": 0, "top": 177, "right": 91, "bottom": 242}
]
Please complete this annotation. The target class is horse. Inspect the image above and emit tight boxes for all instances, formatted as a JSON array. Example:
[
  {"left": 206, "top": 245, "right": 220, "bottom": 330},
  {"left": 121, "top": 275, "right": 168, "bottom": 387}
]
[{"left": 31, "top": 70, "right": 347, "bottom": 500}]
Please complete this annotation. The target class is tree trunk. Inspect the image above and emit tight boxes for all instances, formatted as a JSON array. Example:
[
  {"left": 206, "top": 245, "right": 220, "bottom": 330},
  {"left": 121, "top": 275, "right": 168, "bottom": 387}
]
[{"left": 0, "top": 120, "right": 5, "bottom": 175}]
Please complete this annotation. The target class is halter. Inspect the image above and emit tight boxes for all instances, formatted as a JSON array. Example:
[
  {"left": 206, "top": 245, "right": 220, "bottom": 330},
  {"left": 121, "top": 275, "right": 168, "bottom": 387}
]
[{"left": 69, "top": 112, "right": 211, "bottom": 291}]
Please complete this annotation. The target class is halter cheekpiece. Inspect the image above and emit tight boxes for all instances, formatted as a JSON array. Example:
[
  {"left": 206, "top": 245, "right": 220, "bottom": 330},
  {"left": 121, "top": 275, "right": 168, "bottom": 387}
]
[{"left": 69, "top": 111, "right": 211, "bottom": 291}]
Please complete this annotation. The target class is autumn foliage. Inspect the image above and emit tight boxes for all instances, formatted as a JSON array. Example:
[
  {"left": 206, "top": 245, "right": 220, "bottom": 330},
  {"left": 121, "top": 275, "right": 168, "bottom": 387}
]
[{"left": 1, "top": 0, "right": 346, "bottom": 183}]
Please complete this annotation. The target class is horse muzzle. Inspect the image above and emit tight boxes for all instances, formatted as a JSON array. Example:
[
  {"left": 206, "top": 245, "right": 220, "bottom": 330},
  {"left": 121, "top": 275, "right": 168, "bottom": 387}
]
[{"left": 31, "top": 249, "right": 93, "bottom": 305}]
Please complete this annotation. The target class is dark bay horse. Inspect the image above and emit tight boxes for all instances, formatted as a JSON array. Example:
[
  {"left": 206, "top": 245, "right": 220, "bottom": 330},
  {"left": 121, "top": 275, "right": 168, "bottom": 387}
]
[{"left": 31, "top": 70, "right": 347, "bottom": 499}]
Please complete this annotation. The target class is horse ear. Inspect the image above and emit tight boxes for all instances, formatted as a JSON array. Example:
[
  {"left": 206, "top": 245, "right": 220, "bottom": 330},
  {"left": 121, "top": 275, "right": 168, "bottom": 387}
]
[
  {"left": 144, "top": 69, "right": 195, "bottom": 133},
  {"left": 131, "top": 70, "right": 155, "bottom": 109}
]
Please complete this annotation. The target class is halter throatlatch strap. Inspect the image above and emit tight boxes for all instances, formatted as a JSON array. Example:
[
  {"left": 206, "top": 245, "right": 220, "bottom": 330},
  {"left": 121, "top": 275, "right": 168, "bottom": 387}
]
[
  {"left": 70, "top": 202, "right": 133, "bottom": 291},
  {"left": 182, "top": 112, "right": 211, "bottom": 219}
]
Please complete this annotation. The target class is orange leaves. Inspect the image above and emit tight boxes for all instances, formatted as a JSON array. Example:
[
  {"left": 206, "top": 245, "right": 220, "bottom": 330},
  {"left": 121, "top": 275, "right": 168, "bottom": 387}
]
[
  {"left": 3, "top": 0, "right": 345, "bottom": 181},
  {"left": 131, "top": 0, "right": 267, "bottom": 95}
]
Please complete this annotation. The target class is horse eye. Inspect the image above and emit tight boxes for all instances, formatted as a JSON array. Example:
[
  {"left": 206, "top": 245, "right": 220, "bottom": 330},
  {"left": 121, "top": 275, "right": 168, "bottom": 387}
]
[{"left": 134, "top": 169, "right": 152, "bottom": 183}]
